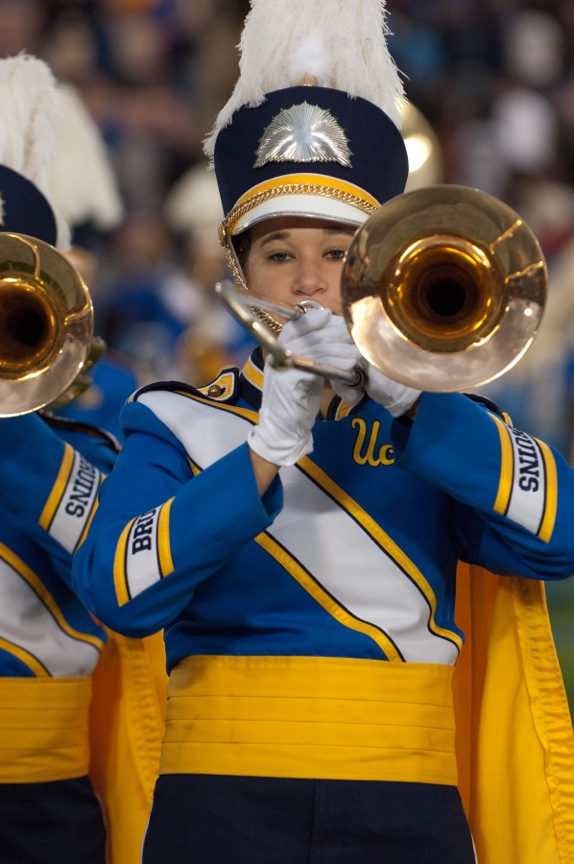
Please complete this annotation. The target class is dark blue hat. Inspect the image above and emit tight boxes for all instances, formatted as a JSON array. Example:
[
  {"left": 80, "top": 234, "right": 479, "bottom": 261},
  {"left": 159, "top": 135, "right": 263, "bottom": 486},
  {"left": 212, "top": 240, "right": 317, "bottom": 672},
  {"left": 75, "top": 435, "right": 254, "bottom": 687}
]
[
  {"left": 214, "top": 85, "right": 409, "bottom": 236},
  {"left": 0, "top": 164, "right": 58, "bottom": 246}
]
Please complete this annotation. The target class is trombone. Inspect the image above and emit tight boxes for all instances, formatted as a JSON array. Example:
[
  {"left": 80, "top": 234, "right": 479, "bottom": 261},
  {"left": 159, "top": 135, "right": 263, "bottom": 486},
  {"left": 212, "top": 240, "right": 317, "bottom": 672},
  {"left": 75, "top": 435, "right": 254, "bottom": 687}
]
[
  {"left": 0, "top": 232, "right": 103, "bottom": 417},
  {"left": 214, "top": 281, "right": 365, "bottom": 387},
  {"left": 215, "top": 184, "right": 547, "bottom": 393}
]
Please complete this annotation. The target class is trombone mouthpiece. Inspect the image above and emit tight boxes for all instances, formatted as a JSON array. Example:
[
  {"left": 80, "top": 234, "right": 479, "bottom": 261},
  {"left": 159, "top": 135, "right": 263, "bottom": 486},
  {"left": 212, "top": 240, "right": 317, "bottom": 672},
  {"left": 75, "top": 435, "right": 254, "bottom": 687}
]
[{"left": 294, "top": 299, "right": 324, "bottom": 315}]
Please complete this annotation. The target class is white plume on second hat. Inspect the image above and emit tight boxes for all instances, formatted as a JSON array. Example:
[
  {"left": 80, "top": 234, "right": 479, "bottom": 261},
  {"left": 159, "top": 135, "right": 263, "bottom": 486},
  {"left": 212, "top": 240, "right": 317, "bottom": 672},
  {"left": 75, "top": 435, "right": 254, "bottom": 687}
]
[
  {"left": 164, "top": 163, "right": 224, "bottom": 255},
  {"left": 0, "top": 52, "right": 71, "bottom": 249},
  {"left": 47, "top": 83, "right": 125, "bottom": 235}
]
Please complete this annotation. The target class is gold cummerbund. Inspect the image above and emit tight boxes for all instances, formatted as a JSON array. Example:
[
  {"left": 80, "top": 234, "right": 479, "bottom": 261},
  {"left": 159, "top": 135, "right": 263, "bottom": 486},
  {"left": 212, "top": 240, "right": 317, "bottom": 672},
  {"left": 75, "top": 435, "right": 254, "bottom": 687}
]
[
  {"left": 0, "top": 677, "right": 92, "bottom": 783},
  {"left": 161, "top": 655, "right": 458, "bottom": 785}
]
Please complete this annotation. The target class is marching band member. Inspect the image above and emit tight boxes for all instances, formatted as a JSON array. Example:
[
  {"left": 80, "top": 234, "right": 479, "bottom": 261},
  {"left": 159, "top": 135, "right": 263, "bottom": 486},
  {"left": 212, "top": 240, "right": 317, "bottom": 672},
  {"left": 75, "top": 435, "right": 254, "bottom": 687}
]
[
  {"left": 73, "top": 2, "right": 574, "bottom": 863},
  {"left": 0, "top": 54, "right": 166, "bottom": 864}
]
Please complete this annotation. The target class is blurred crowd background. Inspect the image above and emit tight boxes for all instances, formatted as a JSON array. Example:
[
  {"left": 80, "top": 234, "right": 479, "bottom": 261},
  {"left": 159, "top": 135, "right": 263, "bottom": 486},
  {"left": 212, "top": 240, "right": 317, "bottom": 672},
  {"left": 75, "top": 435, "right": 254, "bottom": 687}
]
[{"left": 3, "top": 0, "right": 574, "bottom": 706}]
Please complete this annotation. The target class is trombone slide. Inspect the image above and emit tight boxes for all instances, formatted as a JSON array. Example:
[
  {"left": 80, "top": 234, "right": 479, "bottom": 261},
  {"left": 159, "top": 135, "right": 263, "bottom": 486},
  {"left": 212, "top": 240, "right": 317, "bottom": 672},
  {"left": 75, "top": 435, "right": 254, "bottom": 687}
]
[{"left": 214, "top": 280, "right": 364, "bottom": 387}]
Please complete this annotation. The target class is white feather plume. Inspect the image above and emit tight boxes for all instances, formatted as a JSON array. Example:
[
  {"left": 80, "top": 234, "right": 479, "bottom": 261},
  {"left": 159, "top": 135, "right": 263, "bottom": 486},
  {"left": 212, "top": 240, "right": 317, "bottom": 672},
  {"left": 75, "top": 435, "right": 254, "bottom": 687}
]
[
  {"left": 0, "top": 52, "right": 70, "bottom": 249},
  {"left": 47, "top": 84, "right": 125, "bottom": 232},
  {"left": 204, "top": 0, "right": 404, "bottom": 160},
  {"left": 164, "top": 162, "right": 223, "bottom": 233}
]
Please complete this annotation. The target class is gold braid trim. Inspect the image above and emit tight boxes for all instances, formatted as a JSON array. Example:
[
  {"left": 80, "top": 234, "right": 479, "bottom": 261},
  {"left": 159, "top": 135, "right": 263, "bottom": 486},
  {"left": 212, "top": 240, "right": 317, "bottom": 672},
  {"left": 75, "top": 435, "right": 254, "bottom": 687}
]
[
  {"left": 223, "top": 246, "right": 283, "bottom": 334},
  {"left": 222, "top": 182, "right": 378, "bottom": 235}
]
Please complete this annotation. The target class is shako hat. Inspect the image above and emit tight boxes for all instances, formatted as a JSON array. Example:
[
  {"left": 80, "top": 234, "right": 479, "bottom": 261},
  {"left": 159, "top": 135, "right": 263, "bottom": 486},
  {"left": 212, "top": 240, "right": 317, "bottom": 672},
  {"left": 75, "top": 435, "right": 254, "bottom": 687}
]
[{"left": 204, "top": 0, "right": 409, "bottom": 242}]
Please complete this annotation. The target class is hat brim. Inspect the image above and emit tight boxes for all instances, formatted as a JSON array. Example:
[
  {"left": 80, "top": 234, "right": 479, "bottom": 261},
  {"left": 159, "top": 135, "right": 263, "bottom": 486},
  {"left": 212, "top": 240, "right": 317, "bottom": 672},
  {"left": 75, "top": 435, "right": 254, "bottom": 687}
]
[{"left": 234, "top": 190, "right": 373, "bottom": 234}]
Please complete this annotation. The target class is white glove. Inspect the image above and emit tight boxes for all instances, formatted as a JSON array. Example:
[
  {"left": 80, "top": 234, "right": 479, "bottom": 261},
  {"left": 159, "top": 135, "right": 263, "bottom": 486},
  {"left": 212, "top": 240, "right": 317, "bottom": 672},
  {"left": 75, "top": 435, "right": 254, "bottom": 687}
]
[
  {"left": 318, "top": 315, "right": 366, "bottom": 408},
  {"left": 363, "top": 364, "right": 421, "bottom": 417},
  {"left": 248, "top": 308, "right": 331, "bottom": 466},
  {"left": 327, "top": 325, "right": 421, "bottom": 417}
]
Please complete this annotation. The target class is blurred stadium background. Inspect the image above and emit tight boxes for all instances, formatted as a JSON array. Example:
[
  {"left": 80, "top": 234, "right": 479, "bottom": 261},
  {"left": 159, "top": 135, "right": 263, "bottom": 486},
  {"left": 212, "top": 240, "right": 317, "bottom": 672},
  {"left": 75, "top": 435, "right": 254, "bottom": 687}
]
[{"left": 2, "top": 0, "right": 574, "bottom": 709}]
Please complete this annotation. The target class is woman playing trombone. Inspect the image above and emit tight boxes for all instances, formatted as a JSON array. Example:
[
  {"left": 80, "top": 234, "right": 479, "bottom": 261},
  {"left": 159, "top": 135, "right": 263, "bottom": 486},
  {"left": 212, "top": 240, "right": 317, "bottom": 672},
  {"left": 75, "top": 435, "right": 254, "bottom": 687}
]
[{"left": 73, "top": 2, "right": 574, "bottom": 862}]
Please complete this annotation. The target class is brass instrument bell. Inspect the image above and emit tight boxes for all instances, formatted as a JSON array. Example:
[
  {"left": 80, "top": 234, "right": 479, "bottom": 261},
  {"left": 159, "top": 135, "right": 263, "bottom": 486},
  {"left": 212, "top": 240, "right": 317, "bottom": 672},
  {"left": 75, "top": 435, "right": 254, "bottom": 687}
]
[
  {"left": 0, "top": 232, "right": 98, "bottom": 417},
  {"left": 341, "top": 184, "right": 547, "bottom": 392}
]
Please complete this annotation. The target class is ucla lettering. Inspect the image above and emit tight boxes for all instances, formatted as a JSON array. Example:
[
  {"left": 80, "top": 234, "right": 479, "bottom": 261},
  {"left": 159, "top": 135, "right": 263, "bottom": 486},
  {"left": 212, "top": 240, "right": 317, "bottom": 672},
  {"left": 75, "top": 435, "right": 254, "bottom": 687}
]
[
  {"left": 351, "top": 418, "right": 394, "bottom": 467},
  {"left": 64, "top": 458, "right": 97, "bottom": 517},
  {"left": 131, "top": 509, "right": 158, "bottom": 555}
]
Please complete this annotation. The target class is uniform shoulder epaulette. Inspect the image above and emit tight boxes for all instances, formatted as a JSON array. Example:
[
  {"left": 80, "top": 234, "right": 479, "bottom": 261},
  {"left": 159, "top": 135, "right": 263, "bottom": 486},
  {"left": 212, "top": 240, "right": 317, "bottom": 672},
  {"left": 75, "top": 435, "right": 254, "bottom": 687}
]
[
  {"left": 40, "top": 411, "right": 121, "bottom": 453},
  {"left": 464, "top": 392, "right": 511, "bottom": 424},
  {"left": 132, "top": 369, "right": 240, "bottom": 406}
]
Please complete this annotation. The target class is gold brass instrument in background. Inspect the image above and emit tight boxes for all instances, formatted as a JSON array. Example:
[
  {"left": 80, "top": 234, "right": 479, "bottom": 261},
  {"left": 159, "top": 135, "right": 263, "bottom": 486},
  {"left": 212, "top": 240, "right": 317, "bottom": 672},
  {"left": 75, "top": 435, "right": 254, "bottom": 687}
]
[
  {"left": 216, "top": 184, "right": 547, "bottom": 393},
  {"left": 0, "top": 232, "right": 103, "bottom": 417}
]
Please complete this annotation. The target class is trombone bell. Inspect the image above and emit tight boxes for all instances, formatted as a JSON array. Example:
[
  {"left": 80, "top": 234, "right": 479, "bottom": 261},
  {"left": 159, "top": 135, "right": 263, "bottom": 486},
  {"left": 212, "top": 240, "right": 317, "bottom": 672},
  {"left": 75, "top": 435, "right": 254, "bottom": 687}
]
[
  {"left": 341, "top": 184, "right": 547, "bottom": 392},
  {"left": 0, "top": 233, "right": 95, "bottom": 417},
  {"left": 0, "top": 280, "right": 63, "bottom": 375}
]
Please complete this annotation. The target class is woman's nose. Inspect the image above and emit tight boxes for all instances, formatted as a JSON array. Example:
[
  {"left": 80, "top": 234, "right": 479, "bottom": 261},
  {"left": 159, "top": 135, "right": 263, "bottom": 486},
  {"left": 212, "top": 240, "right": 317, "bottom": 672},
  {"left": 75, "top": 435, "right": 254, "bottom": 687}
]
[{"left": 293, "top": 259, "right": 328, "bottom": 296}]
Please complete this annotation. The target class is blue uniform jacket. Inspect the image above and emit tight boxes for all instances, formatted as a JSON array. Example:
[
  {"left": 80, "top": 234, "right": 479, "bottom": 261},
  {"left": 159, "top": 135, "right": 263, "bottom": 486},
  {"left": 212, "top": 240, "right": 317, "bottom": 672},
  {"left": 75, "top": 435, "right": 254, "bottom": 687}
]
[
  {"left": 72, "top": 348, "right": 574, "bottom": 675},
  {"left": 0, "top": 412, "right": 118, "bottom": 677}
]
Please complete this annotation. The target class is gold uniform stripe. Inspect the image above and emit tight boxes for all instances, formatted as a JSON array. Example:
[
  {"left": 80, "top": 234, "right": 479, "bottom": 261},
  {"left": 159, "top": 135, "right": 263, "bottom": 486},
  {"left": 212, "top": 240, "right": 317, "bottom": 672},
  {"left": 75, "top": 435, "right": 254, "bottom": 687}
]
[
  {"left": 76, "top": 483, "right": 102, "bottom": 551},
  {"left": 255, "top": 532, "right": 402, "bottom": 661},
  {"left": 39, "top": 443, "right": 75, "bottom": 530},
  {"left": 491, "top": 413, "right": 514, "bottom": 514},
  {"left": 299, "top": 457, "right": 463, "bottom": 650},
  {"left": 161, "top": 655, "right": 458, "bottom": 785},
  {"left": 189, "top": 459, "right": 201, "bottom": 477},
  {"left": 174, "top": 389, "right": 259, "bottom": 423},
  {"left": 537, "top": 438, "right": 558, "bottom": 542},
  {"left": 242, "top": 355, "right": 264, "bottom": 390},
  {"left": 0, "top": 677, "right": 92, "bottom": 782},
  {"left": 0, "top": 543, "right": 104, "bottom": 651},
  {"left": 335, "top": 401, "right": 352, "bottom": 420},
  {"left": 0, "top": 636, "right": 49, "bottom": 677},
  {"left": 158, "top": 498, "right": 175, "bottom": 576},
  {"left": 113, "top": 518, "right": 135, "bottom": 607}
]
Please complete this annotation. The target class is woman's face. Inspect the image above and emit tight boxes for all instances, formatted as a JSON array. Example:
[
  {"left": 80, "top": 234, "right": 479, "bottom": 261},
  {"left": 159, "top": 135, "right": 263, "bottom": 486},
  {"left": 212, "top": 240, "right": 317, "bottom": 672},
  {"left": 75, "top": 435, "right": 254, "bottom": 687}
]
[{"left": 242, "top": 217, "right": 356, "bottom": 316}]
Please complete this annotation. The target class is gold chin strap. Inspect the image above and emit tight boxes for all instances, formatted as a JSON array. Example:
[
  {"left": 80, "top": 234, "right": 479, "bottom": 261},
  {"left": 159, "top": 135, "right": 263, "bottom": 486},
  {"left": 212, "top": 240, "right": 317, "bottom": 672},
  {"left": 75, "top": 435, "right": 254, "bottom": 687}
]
[{"left": 221, "top": 222, "right": 284, "bottom": 335}]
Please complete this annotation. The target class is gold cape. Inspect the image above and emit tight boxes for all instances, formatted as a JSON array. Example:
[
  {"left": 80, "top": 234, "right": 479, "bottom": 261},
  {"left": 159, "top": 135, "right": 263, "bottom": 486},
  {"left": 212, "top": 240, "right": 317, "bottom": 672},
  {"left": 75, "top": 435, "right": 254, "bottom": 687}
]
[
  {"left": 454, "top": 564, "right": 574, "bottom": 863},
  {"left": 89, "top": 567, "right": 574, "bottom": 864},
  {"left": 89, "top": 629, "right": 167, "bottom": 864}
]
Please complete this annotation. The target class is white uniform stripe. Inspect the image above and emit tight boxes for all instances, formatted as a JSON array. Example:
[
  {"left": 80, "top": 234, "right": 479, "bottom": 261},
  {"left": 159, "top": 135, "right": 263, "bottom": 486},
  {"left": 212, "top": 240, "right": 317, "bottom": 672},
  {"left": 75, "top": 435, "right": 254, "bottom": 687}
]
[
  {"left": 139, "top": 390, "right": 458, "bottom": 664},
  {"left": 0, "top": 558, "right": 101, "bottom": 676},
  {"left": 268, "top": 466, "right": 457, "bottom": 663}
]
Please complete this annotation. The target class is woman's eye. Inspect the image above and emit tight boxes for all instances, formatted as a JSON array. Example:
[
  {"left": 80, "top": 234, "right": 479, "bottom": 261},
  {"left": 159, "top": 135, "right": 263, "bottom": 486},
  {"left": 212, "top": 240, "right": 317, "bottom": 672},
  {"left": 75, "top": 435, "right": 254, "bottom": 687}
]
[
  {"left": 268, "top": 251, "right": 291, "bottom": 262},
  {"left": 327, "top": 248, "right": 348, "bottom": 260}
]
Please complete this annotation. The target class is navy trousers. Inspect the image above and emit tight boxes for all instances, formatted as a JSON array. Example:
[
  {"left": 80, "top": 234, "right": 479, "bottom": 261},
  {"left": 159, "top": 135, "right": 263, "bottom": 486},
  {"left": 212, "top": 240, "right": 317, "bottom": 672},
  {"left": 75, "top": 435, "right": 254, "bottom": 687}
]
[
  {"left": 0, "top": 776, "right": 107, "bottom": 864},
  {"left": 143, "top": 775, "right": 476, "bottom": 864}
]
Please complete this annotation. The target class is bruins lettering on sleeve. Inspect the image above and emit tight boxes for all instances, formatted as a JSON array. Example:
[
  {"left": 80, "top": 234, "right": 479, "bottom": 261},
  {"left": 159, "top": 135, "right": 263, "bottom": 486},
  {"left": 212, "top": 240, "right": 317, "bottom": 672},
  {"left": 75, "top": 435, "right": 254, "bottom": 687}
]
[
  {"left": 113, "top": 499, "right": 175, "bottom": 606},
  {"left": 39, "top": 443, "right": 102, "bottom": 554},
  {"left": 490, "top": 413, "right": 558, "bottom": 542}
]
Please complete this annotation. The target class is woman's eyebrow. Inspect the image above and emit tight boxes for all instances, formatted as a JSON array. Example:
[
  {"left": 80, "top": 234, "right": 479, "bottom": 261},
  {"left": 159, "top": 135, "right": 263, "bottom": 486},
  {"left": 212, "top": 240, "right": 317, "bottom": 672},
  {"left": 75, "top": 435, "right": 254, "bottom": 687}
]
[
  {"left": 323, "top": 226, "right": 356, "bottom": 237},
  {"left": 260, "top": 227, "right": 354, "bottom": 247},
  {"left": 260, "top": 231, "right": 291, "bottom": 246}
]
